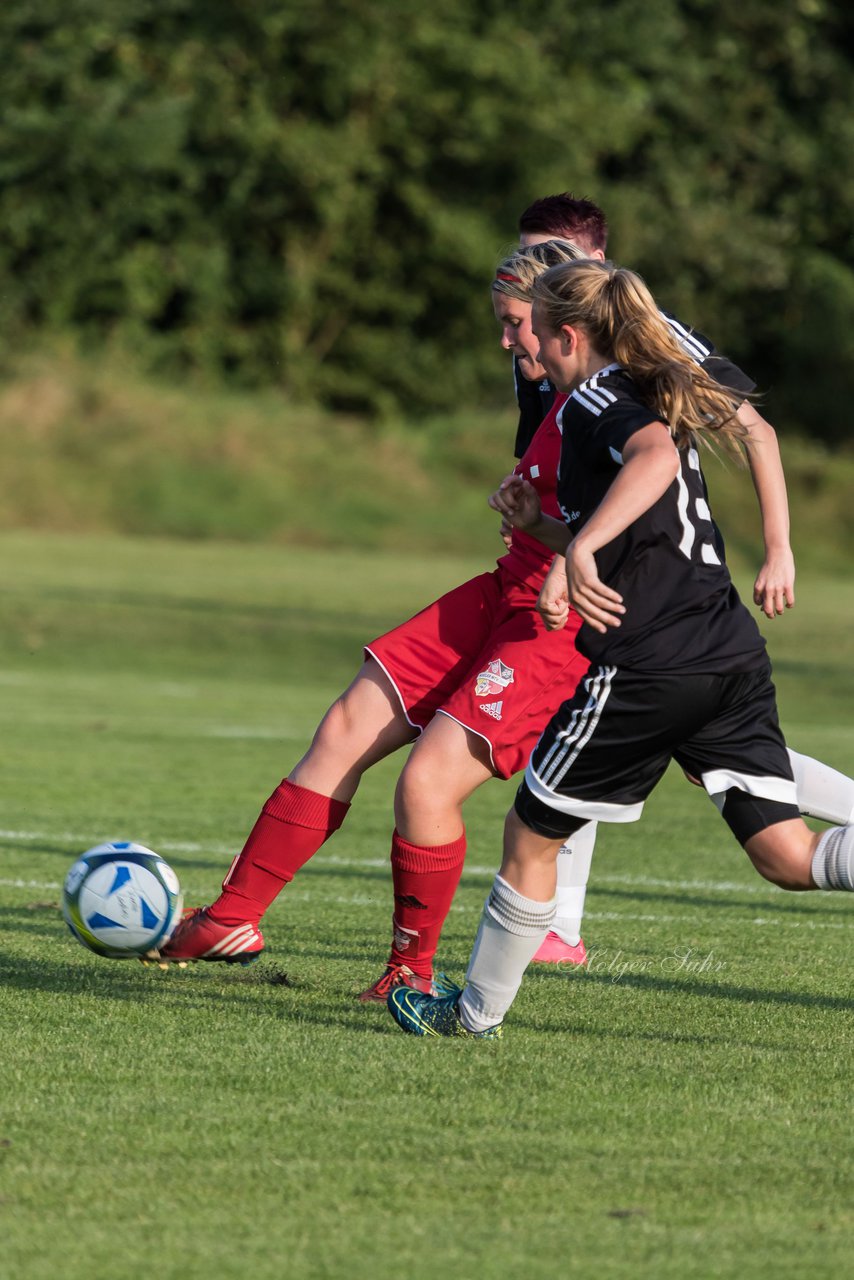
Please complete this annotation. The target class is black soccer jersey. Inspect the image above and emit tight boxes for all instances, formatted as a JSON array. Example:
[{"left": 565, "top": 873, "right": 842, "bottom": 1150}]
[
  {"left": 513, "top": 311, "right": 754, "bottom": 459},
  {"left": 556, "top": 365, "right": 767, "bottom": 674}
]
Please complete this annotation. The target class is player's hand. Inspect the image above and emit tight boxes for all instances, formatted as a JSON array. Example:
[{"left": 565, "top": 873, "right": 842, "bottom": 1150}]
[
  {"left": 537, "top": 557, "right": 569, "bottom": 630},
  {"left": 753, "top": 547, "right": 795, "bottom": 618},
  {"left": 565, "top": 541, "right": 625, "bottom": 634},
  {"left": 499, "top": 516, "right": 513, "bottom": 550},
  {"left": 488, "top": 474, "right": 542, "bottom": 531}
]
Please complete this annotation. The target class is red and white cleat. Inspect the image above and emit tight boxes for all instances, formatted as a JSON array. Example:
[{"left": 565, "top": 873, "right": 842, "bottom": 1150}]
[
  {"left": 157, "top": 907, "right": 265, "bottom": 965},
  {"left": 357, "top": 962, "right": 433, "bottom": 1003},
  {"left": 531, "top": 932, "right": 587, "bottom": 966}
]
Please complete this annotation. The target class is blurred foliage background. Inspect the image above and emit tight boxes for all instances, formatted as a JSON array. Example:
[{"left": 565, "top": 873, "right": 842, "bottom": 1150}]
[{"left": 0, "top": 0, "right": 852, "bottom": 557}]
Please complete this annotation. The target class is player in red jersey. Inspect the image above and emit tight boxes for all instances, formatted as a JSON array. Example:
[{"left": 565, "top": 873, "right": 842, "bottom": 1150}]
[{"left": 158, "top": 239, "right": 595, "bottom": 985}]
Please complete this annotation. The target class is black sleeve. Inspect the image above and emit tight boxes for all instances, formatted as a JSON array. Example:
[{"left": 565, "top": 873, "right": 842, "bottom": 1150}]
[
  {"left": 660, "top": 309, "right": 756, "bottom": 396},
  {"left": 701, "top": 354, "right": 756, "bottom": 397},
  {"left": 513, "top": 358, "right": 556, "bottom": 458},
  {"left": 590, "top": 397, "right": 661, "bottom": 463}
]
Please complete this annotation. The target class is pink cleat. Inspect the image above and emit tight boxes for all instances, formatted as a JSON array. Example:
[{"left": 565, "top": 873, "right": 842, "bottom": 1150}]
[
  {"left": 531, "top": 932, "right": 587, "bottom": 966},
  {"left": 156, "top": 907, "right": 265, "bottom": 964}
]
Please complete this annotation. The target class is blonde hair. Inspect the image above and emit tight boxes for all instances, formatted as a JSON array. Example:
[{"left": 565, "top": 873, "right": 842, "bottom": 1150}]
[
  {"left": 532, "top": 259, "right": 749, "bottom": 456},
  {"left": 492, "top": 238, "right": 587, "bottom": 303}
]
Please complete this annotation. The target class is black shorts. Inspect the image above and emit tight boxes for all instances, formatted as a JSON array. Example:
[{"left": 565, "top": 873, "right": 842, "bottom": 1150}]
[{"left": 517, "top": 662, "right": 798, "bottom": 840}]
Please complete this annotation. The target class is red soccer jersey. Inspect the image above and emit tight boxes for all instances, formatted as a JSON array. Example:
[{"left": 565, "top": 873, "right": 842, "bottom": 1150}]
[{"left": 497, "top": 392, "right": 568, "bottom": 592}]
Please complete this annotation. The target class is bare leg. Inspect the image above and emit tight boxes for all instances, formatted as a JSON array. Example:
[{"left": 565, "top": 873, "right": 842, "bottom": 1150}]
[
  {"left": 291, "top": 657, "right": 416, "bottom": 802},
  {"left": 394, "top": 712, "right": 495, "bottom": 846},
  {"left": 500, "top": 807, "right": 565, "bottom": 900},
  {"left": 745, "top": 818, "right": 821, "bottom": 890},
  {"left": 180, "top": 659, "right": 417, "bottom": 937}
]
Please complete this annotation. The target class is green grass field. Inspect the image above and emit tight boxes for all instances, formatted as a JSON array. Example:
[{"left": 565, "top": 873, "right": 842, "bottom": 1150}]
[{"left": 1, "top": 530, "right": 852, "bottom": 1280}]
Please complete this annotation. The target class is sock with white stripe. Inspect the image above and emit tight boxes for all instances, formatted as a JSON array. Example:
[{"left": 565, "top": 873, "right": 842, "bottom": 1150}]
[
  {"left": 811, "top": 826, "right": 854, "bottom": 891},
  {"left": 553, "top": 821, "right": 597, "bottom": 945},
  {"left": 789, "top": 750, "right": 854, "bottom": 826},
  {"left": 458, "top": 875, "right": 555, "bottom": 1033}
]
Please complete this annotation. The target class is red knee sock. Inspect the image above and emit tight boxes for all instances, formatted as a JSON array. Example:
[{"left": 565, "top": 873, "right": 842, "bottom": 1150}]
[
  {"left": 208, "top": 780, "right": 350, "bottom": 927},
  {"left": 387, "top": 828, "right": 467, "bottom": 980}
]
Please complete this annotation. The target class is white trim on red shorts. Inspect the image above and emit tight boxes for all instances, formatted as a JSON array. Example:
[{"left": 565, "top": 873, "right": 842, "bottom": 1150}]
[
  {"left": 435, "top": 709, "right": 497, "bottom": 773},
  {"left": 363, "top": 647, "right": 424, "bottom": 735}
]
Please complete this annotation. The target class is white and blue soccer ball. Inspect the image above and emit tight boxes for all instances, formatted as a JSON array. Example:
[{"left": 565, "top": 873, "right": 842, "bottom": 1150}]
[{"left": 62, "top": 841, "right": 183, "bottom": 959}]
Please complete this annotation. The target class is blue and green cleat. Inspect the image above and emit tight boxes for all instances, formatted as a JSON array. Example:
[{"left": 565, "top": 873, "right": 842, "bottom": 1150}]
[{"left": 387, "top": 982, "right": 503, "bottom": 1039}]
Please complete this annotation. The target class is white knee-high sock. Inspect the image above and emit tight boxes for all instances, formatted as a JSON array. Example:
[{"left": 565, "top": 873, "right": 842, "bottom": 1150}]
[
  {"left": 458, "top": 875, "right": 555, "bottom": 1033},
  {"left": 790, "top": 750, "right": 854, "bottom": 825},
  {"left": 553, "top": 821, "right": 597, "bottom": 945},
  {"left": 811, "top": 826, "right": 854, "bottom": 890}
]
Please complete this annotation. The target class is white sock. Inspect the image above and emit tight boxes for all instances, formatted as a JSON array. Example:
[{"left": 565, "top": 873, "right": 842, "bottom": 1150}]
[
  {"left": 790, "top": 750, "right": 854, "bottom": 825},
  {"left": 458, "top": 874, "right": 555, "bottom": 1033},
  {"left": 811, "top": 825, "right": 854, "bottom": 890},
  {"left": 553, "top": 821, "right": 597, "bottom": 945}
]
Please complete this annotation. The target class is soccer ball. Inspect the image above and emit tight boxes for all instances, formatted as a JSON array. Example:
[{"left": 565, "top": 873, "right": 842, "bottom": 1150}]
[{"left": 62, "top": 841, "right": 183, "bottom": 959}]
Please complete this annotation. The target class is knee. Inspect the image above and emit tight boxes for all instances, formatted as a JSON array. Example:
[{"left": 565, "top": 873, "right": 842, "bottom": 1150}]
[
  {"left": 395, "top": 750, "right": 439, "bottom": 820},
  {"left": 288, "top": 694, "right": 364, "bottom": 789},
  {"left": 310, "top": 692, "right": 359, "bottom": 754}
]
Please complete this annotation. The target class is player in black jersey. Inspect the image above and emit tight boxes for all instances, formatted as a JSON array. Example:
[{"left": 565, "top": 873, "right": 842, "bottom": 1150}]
[
  {"left": 501, "top": 204, "right": 840, "bottom": 964},
  {"left": 512, "top": 193, "right": 795, "bottom": 624},
  {"left": 389, "top": 258, "right": 854, "bottom": 1039}
]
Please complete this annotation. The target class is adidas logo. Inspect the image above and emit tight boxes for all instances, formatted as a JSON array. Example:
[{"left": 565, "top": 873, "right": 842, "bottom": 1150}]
[
  {"left": 394, "top": 894, "right": 427, "bottom": 910},
  {"left": 479, "top": 701, "right": 503, "bottom": 720}
]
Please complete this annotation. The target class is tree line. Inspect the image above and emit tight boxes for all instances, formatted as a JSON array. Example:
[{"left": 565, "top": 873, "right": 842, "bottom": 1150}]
[{"left": 1, "top": 0, "right": 853, "bottom": 442}]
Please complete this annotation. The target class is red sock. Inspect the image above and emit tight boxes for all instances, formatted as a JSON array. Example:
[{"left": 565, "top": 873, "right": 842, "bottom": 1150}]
[
  {"left": 208, "top": 780, "right": 350, "bottom": 927},
  {"left": 387, "top": 829, "right": 467, "bottom": 980}
]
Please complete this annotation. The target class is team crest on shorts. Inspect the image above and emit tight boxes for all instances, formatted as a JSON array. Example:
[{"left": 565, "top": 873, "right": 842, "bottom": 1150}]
[
  {"left": 479, "top": 701, "right": 503, "bottom": 720},
  {"left": 474, "top": 658, "right": 515, "bottom": 698}
]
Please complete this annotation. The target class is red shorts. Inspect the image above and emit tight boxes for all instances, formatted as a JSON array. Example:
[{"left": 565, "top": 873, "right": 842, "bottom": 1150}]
[{"left": 365, "top": 566, "right": 588, "bottom": 779}]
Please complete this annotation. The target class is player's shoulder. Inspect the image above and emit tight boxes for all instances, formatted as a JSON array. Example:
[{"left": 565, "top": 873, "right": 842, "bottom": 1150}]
[
  {"left": 565, "top": 364, "right": 643, "bottom": 421},
  {"left": 659, "top": 308, "right": 715, "bottom": 361},
  {"left": 660, "top": 308, "right": 755, "bottom": 394}
]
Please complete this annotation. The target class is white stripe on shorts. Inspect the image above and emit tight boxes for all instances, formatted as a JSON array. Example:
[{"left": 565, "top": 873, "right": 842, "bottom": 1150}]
[
  {"left": 536, "top": 665, "right": 617, "bottom": 788},
  {"left": 523, "top": 763, "right": 645, "bottom": 823},
  {"left": 702, "top": 768, "right": 798, "bottom": 806}
]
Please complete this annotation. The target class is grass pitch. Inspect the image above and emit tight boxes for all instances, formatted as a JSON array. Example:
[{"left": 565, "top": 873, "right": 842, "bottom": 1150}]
[{"left": 0, "top": 531, "right": 852, "bottom": 1280}]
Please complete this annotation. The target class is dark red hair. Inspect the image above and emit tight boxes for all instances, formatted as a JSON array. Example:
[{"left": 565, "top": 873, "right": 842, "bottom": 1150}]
[{"left": 518, "top": 194, "right": 608, "bottom": 254}]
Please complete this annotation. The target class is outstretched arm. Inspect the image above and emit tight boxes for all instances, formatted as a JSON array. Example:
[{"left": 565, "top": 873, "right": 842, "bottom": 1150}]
[{"left": 738, "top": 402, "right": 795, "bottom": 618}]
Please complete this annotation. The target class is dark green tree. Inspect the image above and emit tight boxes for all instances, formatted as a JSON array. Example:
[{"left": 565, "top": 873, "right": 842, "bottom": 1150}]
[{"left": 0, "top": 0, "right": 852, "bottom": 438}]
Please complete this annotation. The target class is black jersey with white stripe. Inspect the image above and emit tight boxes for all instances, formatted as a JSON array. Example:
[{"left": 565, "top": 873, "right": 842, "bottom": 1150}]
[
  {"left": 513, "top": 311, "right": 754, "bottom": 459},
  {"left": 556, "top": 365, "right": 767, "bottom": 674}
]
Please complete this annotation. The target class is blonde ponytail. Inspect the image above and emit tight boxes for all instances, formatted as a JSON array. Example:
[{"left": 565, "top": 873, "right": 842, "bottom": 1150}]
[{"left": 532, "top": 260, "right": 750, "bottom": 457}]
